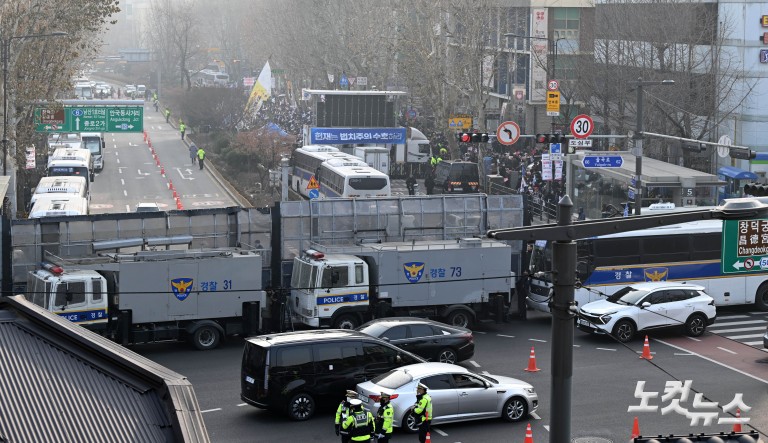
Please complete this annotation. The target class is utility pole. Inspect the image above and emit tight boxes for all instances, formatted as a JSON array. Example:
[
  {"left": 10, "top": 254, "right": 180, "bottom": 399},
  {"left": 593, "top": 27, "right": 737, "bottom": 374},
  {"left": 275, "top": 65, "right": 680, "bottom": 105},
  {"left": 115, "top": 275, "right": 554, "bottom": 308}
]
[{"left": 630, "top": 78, "right": 675, "bottom": 215}]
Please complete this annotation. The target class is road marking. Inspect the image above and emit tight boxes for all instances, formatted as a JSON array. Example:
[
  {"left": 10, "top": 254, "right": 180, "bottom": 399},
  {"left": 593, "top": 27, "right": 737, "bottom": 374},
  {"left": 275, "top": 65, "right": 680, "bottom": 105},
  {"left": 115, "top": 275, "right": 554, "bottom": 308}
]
[
  {"left": 116, "top": 158, "right": 120, "bottom": 164},
  {"left": 469, "top": 360, "right": 481, "bottom": 368},
  {"left": 531, "top": 412, "right": 541, "bottom": 420},
  {"left": 121, "top": 179, "right": 125, "bottom": 185},
  {"left": 481, "top": 371, "right": 490, "bottom": 375},
  {"left": 432, "top": 428, "right": 448, "bottom": 436},
  {"left": 201, "top": 408, "right": 222, "bottom": 414},
  {"left": 716, "top": 346, "right": 738, "bottom": 355},
  {"left": 123, "top": 190, "right": 127, "bottom": 196},
  {"left": 125, "top": 205, "right": 130, "bottom": 212},
  {"left": 237, "top": 403, "right": 248, "bottom": 407},
  {"left": 596, "top": 347, "right": 616, "bottom": 351},
  {"left": 712, "top": 320, "right": 766, "bottom": 327},
  {"left": 497, "top": 334, "right": 515, "bottom": 338},
  {"left": 674, "top": 352, "right": 694, "bottom": 356},
  {"left": 543, "top": 425, "right": 550, "bottom": 432},
  {"left": 474, "top": 331, "right": 486, "bottom": 334},
  {"left": 725, "top": 333, "right": 765, "bottom": 339},
  {"left": 655, "top": 338, "right": 768, "bottom": 384},
  {"left": 684, "top": 336, "right": 701, "bottom": 341},
  {"left": 716, "top": 315, "right": 752, "bottom": 320},
  {"left": 709, "top": 326, "right": 767, "bottom": 334},
  {"left": 573, "top": 344, "right": 581, "bottom": 347},
  {"left": 529, "top": 338, "right": 547, "bottom": 342}
]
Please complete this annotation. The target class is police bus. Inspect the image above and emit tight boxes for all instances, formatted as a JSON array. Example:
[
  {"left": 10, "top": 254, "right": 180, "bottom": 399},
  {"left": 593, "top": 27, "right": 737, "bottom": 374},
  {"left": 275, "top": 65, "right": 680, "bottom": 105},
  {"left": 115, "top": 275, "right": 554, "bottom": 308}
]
[
  {"left": 317, "top": 158, "right": 391, "bottom": 199},
  {"left": 525, "top": 218, "right": 768, "bottom": 313}
]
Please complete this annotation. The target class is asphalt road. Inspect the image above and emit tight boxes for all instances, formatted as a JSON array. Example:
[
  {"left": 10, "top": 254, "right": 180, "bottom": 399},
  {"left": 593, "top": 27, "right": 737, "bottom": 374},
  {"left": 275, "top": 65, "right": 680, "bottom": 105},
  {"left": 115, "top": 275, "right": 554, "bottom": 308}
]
[
  {"left": 89, "top": 101, "right": 237, "bottom": 214},
  {"left": 134, "top": 307, "right": 768, "bottom": 443}
]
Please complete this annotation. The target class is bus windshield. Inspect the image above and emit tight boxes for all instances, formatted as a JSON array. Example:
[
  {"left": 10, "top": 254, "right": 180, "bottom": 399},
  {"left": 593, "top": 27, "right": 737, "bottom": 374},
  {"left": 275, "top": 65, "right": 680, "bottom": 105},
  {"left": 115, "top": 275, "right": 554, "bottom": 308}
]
[{"left": 348, "top": 177, "right": 388, "bottom": 190}]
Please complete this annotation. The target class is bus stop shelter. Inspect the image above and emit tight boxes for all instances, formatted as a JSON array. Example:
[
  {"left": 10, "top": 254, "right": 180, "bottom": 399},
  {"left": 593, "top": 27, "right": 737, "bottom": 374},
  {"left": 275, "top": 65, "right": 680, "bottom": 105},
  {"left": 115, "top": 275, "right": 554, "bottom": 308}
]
[{"left": 565, "top": 152, "right": 724, "bottom": 219}]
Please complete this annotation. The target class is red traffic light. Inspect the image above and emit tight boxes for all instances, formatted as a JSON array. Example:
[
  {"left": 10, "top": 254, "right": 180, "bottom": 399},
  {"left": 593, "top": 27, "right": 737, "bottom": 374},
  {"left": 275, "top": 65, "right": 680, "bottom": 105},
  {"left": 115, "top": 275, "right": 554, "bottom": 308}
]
[{"left": 460, "top": 133, "right": 471, "bottom": 143}]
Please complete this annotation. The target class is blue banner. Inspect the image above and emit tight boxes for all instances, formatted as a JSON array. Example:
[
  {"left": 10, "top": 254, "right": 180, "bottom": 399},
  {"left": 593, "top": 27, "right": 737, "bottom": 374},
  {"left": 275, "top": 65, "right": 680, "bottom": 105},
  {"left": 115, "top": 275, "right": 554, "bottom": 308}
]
[{"left": 310, "top": 127, "right": 406, "bottom": 144}]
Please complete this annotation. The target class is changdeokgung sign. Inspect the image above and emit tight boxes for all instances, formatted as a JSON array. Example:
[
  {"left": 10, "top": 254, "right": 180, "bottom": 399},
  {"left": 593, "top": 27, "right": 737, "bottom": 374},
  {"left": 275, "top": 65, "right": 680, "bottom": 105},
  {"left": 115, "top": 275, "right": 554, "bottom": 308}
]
[{"left": 309, "top": 127, "right": 406, "bottom": 144}]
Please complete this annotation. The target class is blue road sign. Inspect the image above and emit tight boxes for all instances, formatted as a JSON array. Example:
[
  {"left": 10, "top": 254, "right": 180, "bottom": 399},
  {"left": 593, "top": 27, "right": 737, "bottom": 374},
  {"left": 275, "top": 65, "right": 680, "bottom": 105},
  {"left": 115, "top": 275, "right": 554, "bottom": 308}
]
[
  {"left": 628, "top": 189, "right": 635, "bottom": 200},
  {"left": 549, "top": 143, "right": 562, "bottom": 154},
  {"left": 583, "top": 155, "right": 624, "bottom": 168},
  {"left": 631, "top": 176, "right": 637, "bottom": 187},
  {"left": 308, "top": 189, "right": 320, "bottom": 199}
]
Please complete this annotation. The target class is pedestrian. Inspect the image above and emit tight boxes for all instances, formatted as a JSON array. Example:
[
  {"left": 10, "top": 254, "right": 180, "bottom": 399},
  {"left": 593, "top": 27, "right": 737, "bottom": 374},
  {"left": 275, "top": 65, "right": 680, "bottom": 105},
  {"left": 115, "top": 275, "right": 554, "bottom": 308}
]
[
  {"left": 179, "top": 122, "right": 186, "bottom": 141},
  {"left": 342, "top": 398, "right": 375, "bottom": 443},
  {"left": 189, "top": 143, "right": 197, "bottom": 165},
  {"left": 164, "top": 108, "right": 171, "bottom": 123},
  {"left": 406, "top": 174, "right": 417, "bottom": 196},
  {"left": 153, "top": 99, "right": 159, "bottom": 112},
  {"left": 424, "top": 174, "right": 435, "bottom": 195},
  {"left": 413, "top": 383, "right": 432, "bottom": 443},
  {"left": 335, "top": 390, "right": 357, "bottom": 443},
  {"left": 196, "top": 146, "right": 205, "bottom": 170},
  {"left": 375, "top": 392, "right": 394, "bottom": 443},
  {"left": 577, "top": 207, "right": 586, "bottom": 221}
]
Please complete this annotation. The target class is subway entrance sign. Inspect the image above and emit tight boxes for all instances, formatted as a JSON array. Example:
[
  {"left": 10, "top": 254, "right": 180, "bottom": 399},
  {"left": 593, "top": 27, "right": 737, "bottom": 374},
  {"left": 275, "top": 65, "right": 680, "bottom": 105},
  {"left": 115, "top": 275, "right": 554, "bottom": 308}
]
[
  {"left": 34, "top": 105, "right": 144, "bottom": 133},
  {"left": 722, "top": 219, "right": 768, "bottom": 274}
]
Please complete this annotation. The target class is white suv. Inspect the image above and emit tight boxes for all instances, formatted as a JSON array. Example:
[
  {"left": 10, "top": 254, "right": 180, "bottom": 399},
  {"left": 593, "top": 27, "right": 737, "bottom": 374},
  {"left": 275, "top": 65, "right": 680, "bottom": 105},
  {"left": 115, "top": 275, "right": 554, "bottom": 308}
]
[{"left": 577, "top": 282, "right": 716, "bottom": 343}]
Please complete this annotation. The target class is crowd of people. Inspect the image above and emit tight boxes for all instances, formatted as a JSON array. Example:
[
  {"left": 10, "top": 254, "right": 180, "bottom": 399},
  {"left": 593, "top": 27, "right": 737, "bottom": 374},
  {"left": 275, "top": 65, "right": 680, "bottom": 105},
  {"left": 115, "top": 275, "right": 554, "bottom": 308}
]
[{"left": 251, "top": 97, "right": 313, "bottom": 135}]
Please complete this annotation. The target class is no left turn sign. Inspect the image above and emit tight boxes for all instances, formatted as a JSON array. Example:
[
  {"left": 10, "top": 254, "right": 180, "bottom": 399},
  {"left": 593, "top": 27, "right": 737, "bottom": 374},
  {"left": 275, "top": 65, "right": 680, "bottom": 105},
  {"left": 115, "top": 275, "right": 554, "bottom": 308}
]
[
  {"left": 496, "top": 121, "right": 521, "bottom": 146},
  {"left": 570, "top": 114, "right": 594, "bottom": 139}
]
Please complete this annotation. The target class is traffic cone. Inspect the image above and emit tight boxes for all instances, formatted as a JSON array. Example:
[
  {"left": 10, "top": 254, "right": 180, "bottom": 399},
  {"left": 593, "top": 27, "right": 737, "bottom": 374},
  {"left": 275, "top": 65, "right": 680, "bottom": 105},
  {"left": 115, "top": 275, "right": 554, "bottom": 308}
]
[
  {"left": 160, "top": 166, "right": 165, "bottom": 176},
  {"left": 630, "top": 416, "right": 640, "bottom": 439},
  {"left": 524, "top": 423, "right": 533, "bottom": 443},
  {"left": 143, "top": 131, "right": 147, "bottom": 141},
  {"left": 168, "top": 180, "right": 174, "bottom": 191},
  {"left": 524, "top": 346, "right": 541, "bottom": 372},
  {"left": 176, "top": 198, "right": 183, "bottom": 210},
  {"left": 733, "top": 408, "right": 742, "bottom": 432},
  {"left": 425, "top": 432, "right": 431, "bottom": 442},
  {"left": 639, "top": 336, "right": 653, "bottom": 360}
]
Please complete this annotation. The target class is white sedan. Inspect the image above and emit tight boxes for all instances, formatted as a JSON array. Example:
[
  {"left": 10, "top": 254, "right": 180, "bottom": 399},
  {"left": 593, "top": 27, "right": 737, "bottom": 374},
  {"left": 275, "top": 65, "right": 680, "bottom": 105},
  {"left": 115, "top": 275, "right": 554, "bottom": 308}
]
[
  {"left": 356, "top": 362, "right": 538, "bottom": 433},
  {"left": 577, "top": 282, "right": 717, "bottom": 343}
]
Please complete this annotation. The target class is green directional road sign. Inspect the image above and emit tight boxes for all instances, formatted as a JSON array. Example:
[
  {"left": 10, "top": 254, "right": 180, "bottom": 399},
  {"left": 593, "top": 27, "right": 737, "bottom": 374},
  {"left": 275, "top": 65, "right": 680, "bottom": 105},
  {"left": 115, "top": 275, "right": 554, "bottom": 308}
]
[
  {"left": 721, "top": 219, "right": 768, "bottom": 274},
  {"left": 34, "top": 106, "right": 143, "bottom": 133}
]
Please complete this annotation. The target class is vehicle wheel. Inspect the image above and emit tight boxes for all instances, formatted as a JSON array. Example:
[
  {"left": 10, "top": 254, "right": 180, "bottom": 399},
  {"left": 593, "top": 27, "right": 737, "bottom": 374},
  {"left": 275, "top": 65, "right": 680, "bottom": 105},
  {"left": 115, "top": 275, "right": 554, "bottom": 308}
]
[
  {"left": 756, "top": 285, "right": 768, "bottom": 311},
  {"left": 192, "top": 325, "right": 221, "bottom": 350},
  {"left": 287, "top": 393, "right": 315, "bottom": 421},
  {"left": 685, "top": 313, "right": 707, "bottom": 337},
  {"left": 612, "top": 320, "right": 636, "bottom": 343},
  {"left": 333, "top": 314, "right": 359, "bottom": 329},
  {"left": 446, "top": 310, "right": 474, "bottom": 329},
  {"left": 502, "top": 396, "right": 528, "bottom": 422},
  {"left": 437, "top": 347, "right": 458, "bottom": 364},
  {"left": 402, "top": 410, "right": 420, "bottom": 433}
]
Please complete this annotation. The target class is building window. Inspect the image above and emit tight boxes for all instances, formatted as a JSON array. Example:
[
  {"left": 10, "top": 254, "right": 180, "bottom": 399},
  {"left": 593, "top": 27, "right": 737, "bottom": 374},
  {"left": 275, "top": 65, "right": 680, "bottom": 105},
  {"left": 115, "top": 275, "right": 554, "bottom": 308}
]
[{"left": 553, "top": 8, "right": 580, "bottom": 41}]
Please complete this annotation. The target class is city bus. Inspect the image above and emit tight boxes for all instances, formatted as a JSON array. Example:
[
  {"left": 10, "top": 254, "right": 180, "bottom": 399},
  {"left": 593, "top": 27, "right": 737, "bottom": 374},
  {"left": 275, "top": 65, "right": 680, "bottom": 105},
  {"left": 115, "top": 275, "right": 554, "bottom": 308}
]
[
  {"left": 525, "top": 219, "right": 768, "bottom": 313},
  {"left": 317, "top": 159, "right": 391, "bottom": 198},
  {"left": 290, "top": 145, "right": 341, "bottom": 197}
]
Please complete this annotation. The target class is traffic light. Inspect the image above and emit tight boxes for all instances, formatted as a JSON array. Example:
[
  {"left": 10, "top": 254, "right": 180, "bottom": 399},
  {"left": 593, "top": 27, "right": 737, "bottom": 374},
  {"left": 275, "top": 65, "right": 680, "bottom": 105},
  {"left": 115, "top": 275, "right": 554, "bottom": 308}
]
[
  {"left": 744, "top": 182, "right": 768, "bottom": 196},
  {"left": 729, "top": 147, "right": 756, "bottom": 160},
  {"left": 633, "top": 431, "right": 759, "bottom": 443},
  {"left": 457, "top": 132, "right": 489, "bottom": 143},
  {"left": 535, "top": 133, "right": 566, "bottom": 144}
]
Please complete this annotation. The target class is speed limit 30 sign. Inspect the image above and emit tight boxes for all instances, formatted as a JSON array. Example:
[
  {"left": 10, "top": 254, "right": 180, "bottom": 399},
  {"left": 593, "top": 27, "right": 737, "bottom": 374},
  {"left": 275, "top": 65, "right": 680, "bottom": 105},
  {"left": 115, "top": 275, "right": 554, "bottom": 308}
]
[{"left": 570, "top": 114, "right": 594, "bottom": 139}]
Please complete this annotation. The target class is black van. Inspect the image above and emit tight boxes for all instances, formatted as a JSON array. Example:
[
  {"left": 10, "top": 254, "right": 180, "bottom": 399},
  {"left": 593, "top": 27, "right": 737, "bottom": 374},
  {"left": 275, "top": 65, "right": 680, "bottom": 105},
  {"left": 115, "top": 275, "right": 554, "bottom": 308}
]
[
  {"left": 433, "top": 160, "right": 480, "bottom": 194},
  {"left": 241, "top": 329, "right": 424, "bottom": 420}
]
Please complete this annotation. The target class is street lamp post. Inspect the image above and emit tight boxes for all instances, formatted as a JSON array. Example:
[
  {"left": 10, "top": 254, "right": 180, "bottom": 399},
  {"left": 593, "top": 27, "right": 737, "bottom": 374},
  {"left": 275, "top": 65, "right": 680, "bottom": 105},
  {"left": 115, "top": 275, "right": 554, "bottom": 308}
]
[
  {"left": 2, "top": 31, "right": 68, "bottom": 175},
  {"left": 630, "top": 77, "right": 675, "bottom": 215}
]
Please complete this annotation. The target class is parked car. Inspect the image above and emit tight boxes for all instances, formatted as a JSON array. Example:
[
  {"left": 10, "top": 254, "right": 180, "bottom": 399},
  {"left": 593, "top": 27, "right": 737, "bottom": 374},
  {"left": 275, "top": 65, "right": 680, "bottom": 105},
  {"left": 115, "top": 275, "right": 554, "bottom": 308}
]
[
  {"left": 240, "top": 329, "right": 424, "bottom": 421},
  {"left": 135, "top": 202, "right": 161, "bottom": 212},
  {"left": 355, "top": 317, "right": 474, "bottom": 364},
  {"left": 577, "top": 282, "right": 716, "bottom": 343},
  {"left": 356, "top": 362, "right": 538, "bottom": 433}
]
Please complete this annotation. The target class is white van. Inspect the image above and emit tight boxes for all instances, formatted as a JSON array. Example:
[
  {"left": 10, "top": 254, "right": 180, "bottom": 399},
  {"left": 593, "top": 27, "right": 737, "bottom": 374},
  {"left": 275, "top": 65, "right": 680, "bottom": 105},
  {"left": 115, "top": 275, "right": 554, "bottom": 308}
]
[
  {"left": 30, "top": 176, "right": 89, "bottom": 209},
  {"left": 80, "top": 132, "right": 105, "bottom": 171},
  {"left": 28, "top": 195, "right": 89, "bottom": 219}
]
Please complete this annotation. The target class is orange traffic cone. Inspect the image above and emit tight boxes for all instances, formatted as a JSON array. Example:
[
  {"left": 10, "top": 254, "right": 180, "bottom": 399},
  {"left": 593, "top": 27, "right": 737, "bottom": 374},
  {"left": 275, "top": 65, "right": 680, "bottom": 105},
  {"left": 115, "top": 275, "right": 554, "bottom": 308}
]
[
  {"left": 524, "top": 347, "right": 541, "bottom": 372},
  {"left": 639, "top": 336, "right": 653, "bottom": 360},
  {"left": 733, "top": 408, "right": 742, "bottom": 432},
  {"left": 425, "top": 431, "right": 431, "bottom": 442},
  {"left": 630, "top": 416, "right": 640, "bottom": 439},
  {"left": 524, "top": 423, "right": 534, "bottom": 443}
]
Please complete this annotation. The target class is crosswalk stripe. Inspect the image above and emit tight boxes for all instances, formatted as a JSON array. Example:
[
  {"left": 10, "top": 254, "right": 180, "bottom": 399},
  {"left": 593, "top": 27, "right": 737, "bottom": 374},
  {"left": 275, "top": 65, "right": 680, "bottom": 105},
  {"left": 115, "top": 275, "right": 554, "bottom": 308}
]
[
  {"left": 711, "top": 319, "right": 766, "bottom": 327},
  {"left": 725, "top": 334, "right": 765, "bottom": 339},
  {"left": 709, "top": 326, "right": 767, "bottom": 333}
]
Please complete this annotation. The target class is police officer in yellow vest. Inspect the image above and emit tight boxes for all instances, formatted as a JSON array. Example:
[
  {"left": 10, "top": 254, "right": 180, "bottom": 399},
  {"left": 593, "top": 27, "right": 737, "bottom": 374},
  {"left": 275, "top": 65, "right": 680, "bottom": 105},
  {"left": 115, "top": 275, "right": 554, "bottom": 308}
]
[
  {"left": 335, "top": 390, "right": 357, "bottom": 443},
  {"left": 343, "top": 398, "right": 375, "bottom": 442},
  {"left": 413, "top": 383, "right": 432, "bottom": 443},
  {"left": 375, "top": 392, "right": 394, "bottom": 442}
]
